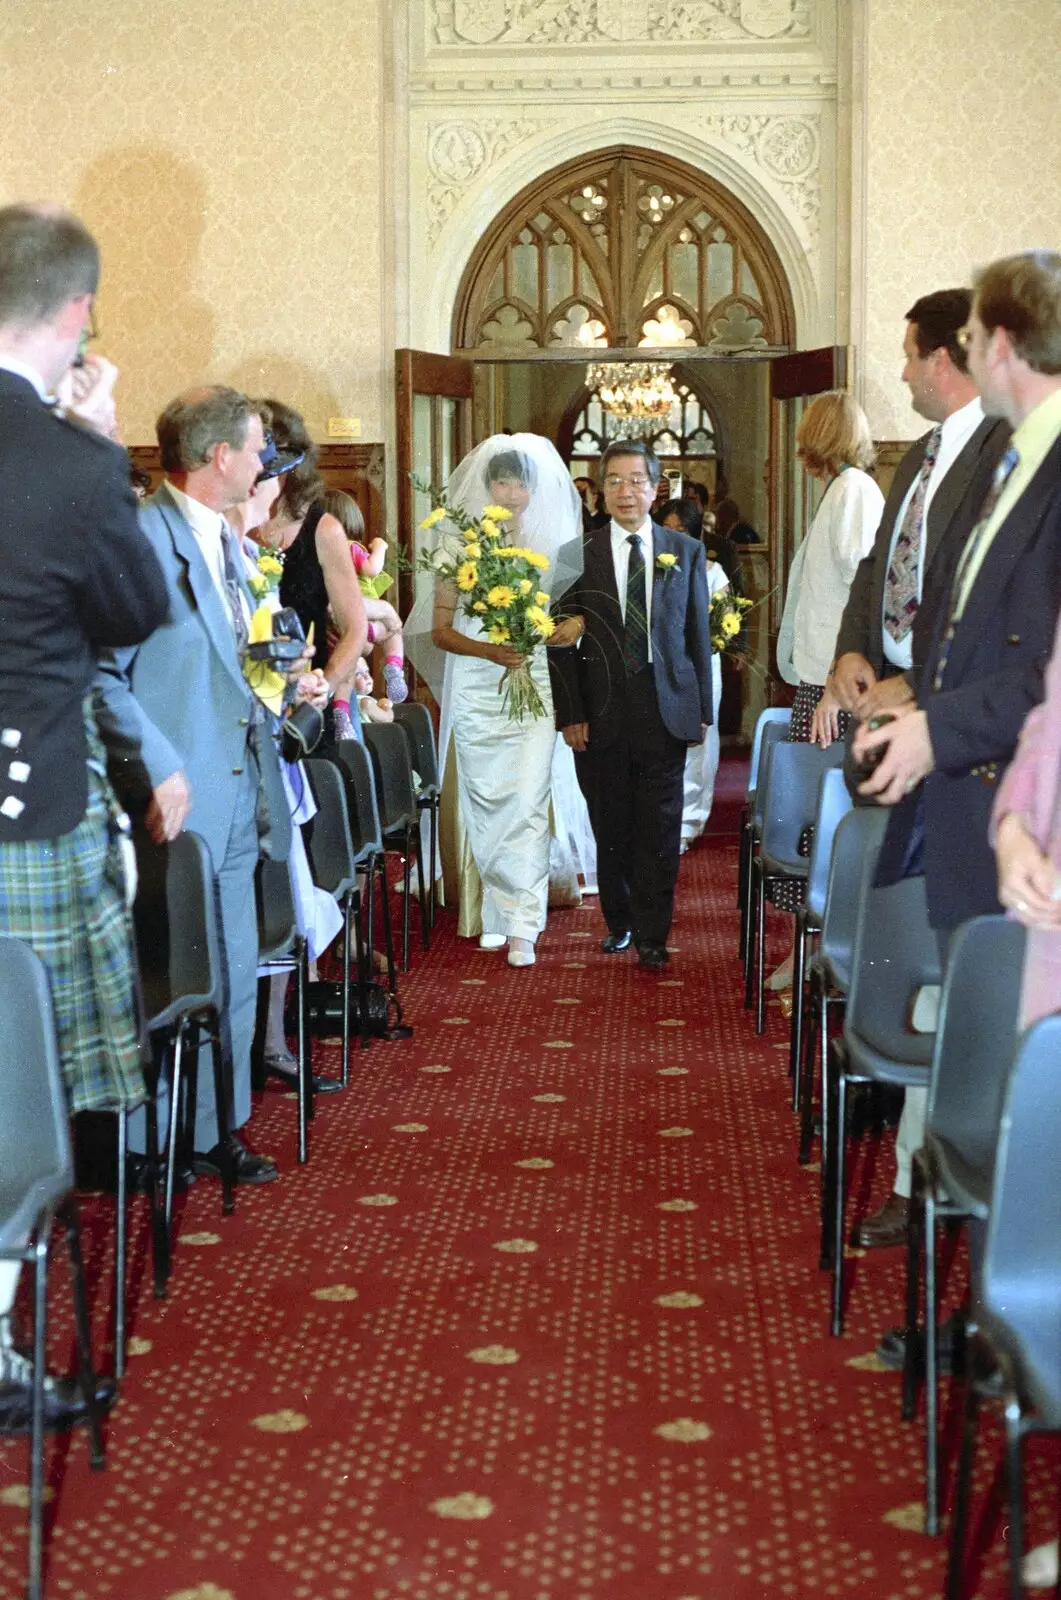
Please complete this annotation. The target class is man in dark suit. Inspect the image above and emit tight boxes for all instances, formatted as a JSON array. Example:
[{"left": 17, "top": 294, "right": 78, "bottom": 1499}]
[
  {"left": 817, "top": 289, "right": 1011, "bottom": 743},
  {"left": 0, "top": 204, "right": 169, "bottom": 1432},
  {"left": 819, "top": 291, "right": 1011, "bottom": 1252},
  {"left": 549, "top": 439, "right": 714, "bottom": 969}
]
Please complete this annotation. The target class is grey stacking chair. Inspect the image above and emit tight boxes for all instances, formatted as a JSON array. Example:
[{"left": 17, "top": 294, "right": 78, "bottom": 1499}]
[
  {"left": 256, "top": 858, "right": 311, "bottom": 1162},
  {"left": 789, "top": 766, "right": 852, "bottom": 1104},
  {"left": 800, "top": 807, "right": 887, "bottom": 1194},
  {"left": 750, "top": 738, "right": 845, "bottom": 1034},
  {"left": 393, "top": 702, "right": 441, "bottom": 930},
  {"left": 945, "top": 1013, "right": 1061, "bottom": 1600},
  {"left": 0, "top": 938, "right": 106, "bottom": 1600},
  {"left": 826, "top": 866, "right": 941, "bottom": 1337},
  {"left": 332, "top": 738, "right": 397, "bottom": 999},
  {"left": 303, "top": 757, "right": 364, "bottom": 1081},
  {"left": 901, "top": 914, "right": 1026, "bottom": 1536},
  {"left": 740, "top": 711, "right": 792, "bottom": 978},
  {"left": 362, "top": 721, "right": 428, "bottom": 972},
  {"left": 133, "top": 828, "right": 234, "bottom": 1290}
]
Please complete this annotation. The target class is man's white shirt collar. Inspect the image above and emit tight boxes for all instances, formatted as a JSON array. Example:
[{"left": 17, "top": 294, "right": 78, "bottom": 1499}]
[
  {"left": 0, "top": 354, "right": 51, "bottom": 402},
  {"left": 164, "top": 479, "right": 229, "bottom": 542},
  {"left": 610, "top": 515, "right": 654, "bottom": 551},
  {"left": 938, "top": 395, "right": 984, "bottom": 450}
]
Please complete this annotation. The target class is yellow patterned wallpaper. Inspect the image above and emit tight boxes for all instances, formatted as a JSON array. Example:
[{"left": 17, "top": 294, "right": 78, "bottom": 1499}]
[
  {"left": 865, "top": 0, "right": 1061, "bottom": 439},
  {"left": 0, "top": 0, "right": 385, "bottom": 444}
]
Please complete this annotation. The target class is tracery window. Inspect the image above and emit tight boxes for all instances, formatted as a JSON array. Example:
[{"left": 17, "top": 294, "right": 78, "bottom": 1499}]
[{"left": 453, "top": 147, "right": 793, "bottom": 354}]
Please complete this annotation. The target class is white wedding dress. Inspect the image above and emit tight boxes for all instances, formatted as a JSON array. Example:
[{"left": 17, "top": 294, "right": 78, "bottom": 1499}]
[{"left": 681, "top": 563, "right": 729, "bottom": 848}]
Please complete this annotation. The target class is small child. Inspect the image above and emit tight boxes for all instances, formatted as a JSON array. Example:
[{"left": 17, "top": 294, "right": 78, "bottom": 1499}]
[
  {"left": 322, "top": 489, "right": 408, "bottom": 705},
  {"left": 353, "top": 656, "right": 394, "bottom": 724}
]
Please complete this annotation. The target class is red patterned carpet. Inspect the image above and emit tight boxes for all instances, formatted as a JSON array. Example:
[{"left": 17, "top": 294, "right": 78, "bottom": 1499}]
[{"left": 0, "top": 756, "right": 1054, "bottom": 1600}]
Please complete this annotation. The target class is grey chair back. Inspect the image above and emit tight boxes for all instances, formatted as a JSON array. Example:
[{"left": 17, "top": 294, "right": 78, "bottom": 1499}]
[
  {"left": 393, "top": 702, "right": 440, "bottom": 796},
  {"left": 981, "top": 1013, "right": 1061, "bottom": 1422},
  {"left": 749, "top": 718, "right": 790, "bottom": 832},
  {"left": 760, "top": 740, "right": 844, "bottom": 877},
  {"left": 747, "top": 707, "right": 792, "bottom": 799},
  {"left": 333, "top": 739, "right": 384, "bottom": 865},
  {"left": 361, "top": 722, "right": 418, "bottom": 835},
  {"left": 133, "top": 828, "right": 220, "bottom": 1031},
  {"left": 817, "top": 807, "right": 887, "bottom": 994},
  {"left": 926, "top": 915, "right": 1026, "bottom": 1214},
  {"left": 806, "top": 768, "right": 853, "bottom": 924},
  {"left": 303, "top": 758, "right": 358, "bottom": 901},
  {"left": 256, "top": 858, "right": 299, "bottom": 963},
  {"left": 843, "top": 869, "right": 941, "bottom": 1079},
  {"left": 0, "top": 938, "right": 72, "bottom": 1247}
]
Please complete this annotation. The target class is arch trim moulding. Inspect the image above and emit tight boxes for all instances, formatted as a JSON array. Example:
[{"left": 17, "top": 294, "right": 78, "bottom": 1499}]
[{"left": 415, "top": 114, "right": 821, "bottom": 354}]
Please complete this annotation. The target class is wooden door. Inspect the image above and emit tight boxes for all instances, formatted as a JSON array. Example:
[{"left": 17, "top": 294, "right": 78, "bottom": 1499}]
[{"left": 395, "top": 350, "right": 474, "bottom": 621}]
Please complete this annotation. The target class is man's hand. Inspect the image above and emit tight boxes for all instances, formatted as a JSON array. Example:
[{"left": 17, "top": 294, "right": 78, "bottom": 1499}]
[
  {"left": 855, "top": 673, "right": 916, "bottom": 723},
  {"left": 295, "top": 670, "right": 330, "bottom": 710},
  {"left": 810, "top": 685, "right": 844, "bottom": 748},
  {"left": 56, "top": 354, "right": 121, "bottom": 441},
  {"left": 996, "top": 811, "right": 1061, "bottom": 927},
  {"left": 853, "top": 710, "right": 934, "bottom": 805},
  {"left": 146, "top": 770, "right": 191, "bottom": 843},
  {"left": 831, "top": 652, "right": 877, "bottom": 712},
  {"left": 563, "top": 722, "right": 590, "bottom": 752},
  {"left": 548, "top": 615, "right": 585, "bottom": 648}
]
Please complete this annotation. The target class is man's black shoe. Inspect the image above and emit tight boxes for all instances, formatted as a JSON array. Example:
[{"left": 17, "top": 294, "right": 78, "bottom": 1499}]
[
  {"left": 637, "top": 941, "right": 670, "bottom": 970},
  {"left": 876, "top": 1309, "right": 965, "bottom": 1375},
  {"left": 193, "top": 1134, "right": 278, "bottom": 1185},
  {"left": 265, "top": 1060, "right": 342, "bottom": 1096},
  {"left": 127, "top": 1153, "right": 195, "bottom": 1194},
  {"left": 600, "top": 932, "right": 632, "bottom": 954},
  {"left": 0, "top": 1374, "right": 117, "bottom": 1436}
]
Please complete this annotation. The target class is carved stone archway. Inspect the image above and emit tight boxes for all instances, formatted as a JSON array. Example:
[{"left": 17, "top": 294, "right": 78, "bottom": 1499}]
[{"left": 452, "top": 145, "right": 796, "bottom": 355}]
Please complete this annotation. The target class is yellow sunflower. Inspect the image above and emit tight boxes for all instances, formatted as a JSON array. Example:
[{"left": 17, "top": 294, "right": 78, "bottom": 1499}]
[
  {"left": 524, "top": 551, "right": 550, "bottom": 571},
  {"left": 487, "top": 623, "right": 510, "bottom": 645},
  {"left": 419, "top": 506, "right": 446, "bottom": 530},
  {"left": 535, "top": 590, "right": 550, "bottom": 607},
  {"left": 482, "top": 505, "right": 513, "bottom": 521},
  {"left": 456, "top": 560, "right": 478, "bottom": 591},
  {"left": 518, "top": 578, "right": 533, "bottom": 596},
  {"left": 527, "top": 604, "right": 555, "bottom": 639},
  {"left": 486, "top": 584, "right": 515, "bottom": 609}
]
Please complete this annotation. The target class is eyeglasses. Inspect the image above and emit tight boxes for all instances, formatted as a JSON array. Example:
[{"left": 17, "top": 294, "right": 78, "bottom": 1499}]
[{"left": 604, "top": 474, "right": 652, "bottom": 491}]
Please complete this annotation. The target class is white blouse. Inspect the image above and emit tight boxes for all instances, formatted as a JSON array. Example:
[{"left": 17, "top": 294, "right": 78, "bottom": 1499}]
[{"left": 792, "top": 466, "right": 884, "bottom": 685}]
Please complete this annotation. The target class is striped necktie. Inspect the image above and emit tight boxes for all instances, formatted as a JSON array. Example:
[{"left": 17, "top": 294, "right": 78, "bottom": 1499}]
[
  {"left": 623, "top": 534, "right": 649, "bottom": 675},
  {"left": 932, "top": 445, "right": 1019, "bottom": 691}
]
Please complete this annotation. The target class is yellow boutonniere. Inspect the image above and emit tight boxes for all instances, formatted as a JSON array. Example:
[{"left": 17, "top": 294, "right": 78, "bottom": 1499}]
[{"left": 656, "top": 552, "right": 678, "bottom": 570}]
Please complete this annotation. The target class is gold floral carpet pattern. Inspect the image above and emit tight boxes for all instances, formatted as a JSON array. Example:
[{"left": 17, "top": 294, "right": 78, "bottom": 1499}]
[{"left": 0, "top": 769, "right": 1053, "bottom": 1599}]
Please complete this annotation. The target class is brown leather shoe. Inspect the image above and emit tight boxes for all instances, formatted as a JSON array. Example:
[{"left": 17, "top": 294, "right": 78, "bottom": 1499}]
[{"left": 851, "top": 1192, "right": 910, "bottom": 1250}]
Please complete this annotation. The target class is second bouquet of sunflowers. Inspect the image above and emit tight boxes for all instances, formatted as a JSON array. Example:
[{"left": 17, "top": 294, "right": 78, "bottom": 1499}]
[
  {"left": 709, "top": 588, "right": 755, "bottom": 657},
  {"left": 414, "top": 479, "right": 556, "bottom": 723}
]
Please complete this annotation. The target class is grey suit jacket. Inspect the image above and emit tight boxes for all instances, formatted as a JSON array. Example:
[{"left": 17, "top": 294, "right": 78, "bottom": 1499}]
[
  {"left": 833, "top": 416, "right": 1011, "bottom": 678},
  {"left": 93, "top": 484, "right": 291, "bottom": 871}
]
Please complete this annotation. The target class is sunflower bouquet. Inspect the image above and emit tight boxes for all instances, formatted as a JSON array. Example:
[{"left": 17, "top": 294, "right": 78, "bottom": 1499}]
[
  {"left": 414, "top": 478, "right": 555, "bottom": 723},
  {"left": 709, "top": 588, "right": 755, "bottom": 657}
]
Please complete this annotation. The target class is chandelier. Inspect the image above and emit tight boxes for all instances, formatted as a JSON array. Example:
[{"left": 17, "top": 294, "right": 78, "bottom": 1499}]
[{"left": 586, "top": 361, "right": 676, "bottom": 422}]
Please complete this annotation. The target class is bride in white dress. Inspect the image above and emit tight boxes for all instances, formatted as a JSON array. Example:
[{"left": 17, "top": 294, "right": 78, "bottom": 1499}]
[{"left": 412, "top": 435, "right": 584, "bottom": 969}]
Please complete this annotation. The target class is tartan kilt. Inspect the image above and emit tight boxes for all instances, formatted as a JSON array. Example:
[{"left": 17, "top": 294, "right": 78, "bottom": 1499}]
[{"left": 0, "top": 762, "right": 145, "bottom": 1115}]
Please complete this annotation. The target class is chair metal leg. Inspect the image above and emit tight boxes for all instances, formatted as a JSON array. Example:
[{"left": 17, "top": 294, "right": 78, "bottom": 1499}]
[
  {"left": 924, "top": 1186, "right": 941, "bottom": 1535},
  {"left": 798, "top": 971, "right": 819, "bottom": 1165},
  {"left": 831, "top": 1062, "right": 848, "bottom": 1336},
  {"left": 901, "top": 1165, "right": 923, "bottom": 1425},
  {"left": 818, "top": 992, "right": 835, "bottom": 1269},
  {"left": 1004, "top": 1404, "right": 1026, "bottom": 1600},
  {"left": 115, "top": 1110, "right": 128, "bottom": 1379},
  {"left": 944, "top": 1355, "right": 981, "bottom": 1600},
  {"left": 142, "top": 1087, "right": 169, "bottom": 1296},
  {"left": 352, "top": 888, "right": 372, "bottom": 1054},
  {"left": 754, "top": 862, "right": 768, "bottom": 1033},
  {"left": 340, "top": 891, "right": 352, "bottom": 1086},
  {"left": 209, "top": 1027, "right": 236, "bottom": 1216},
  {"left": 165, "top": 1028, "right": 184, "bottom": 1237},
  {"left": 790, "top": 909, "right": 807, "bottom": 1107},
  {"left": 742, "top": 831, "right": 758, "bottom": 993},
  {"left": 62, "top": 1200, "right": 104, "bottom": 1469},
  {"left": 401, "top": 832, "right": 412, "bottom": 971},
  {"left": 737, "top": 805, "right": 749, "bottom": 911},
  {"left": 377, "top": 851, "right": 398, "bottom": 998},
  {"left": 429, "top": 797, "right": 439, "bottom": 930},
  {"left": 27, "top": 1221, "right": 50, "bottom": 1600},
  {"left": 296, "top": 939, "right": 310, "bottom": 1164},
  {"left": 413, "top": 816, "right": 430, "bottom": 952}
]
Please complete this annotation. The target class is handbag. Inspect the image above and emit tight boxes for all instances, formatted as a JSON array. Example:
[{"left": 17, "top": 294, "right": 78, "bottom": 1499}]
[
  {"left": 280, "top": 701, "right": 324, "bottom": 762},
  {"left": 289, "top": 978, "right": 412, "bottom": 1041}
]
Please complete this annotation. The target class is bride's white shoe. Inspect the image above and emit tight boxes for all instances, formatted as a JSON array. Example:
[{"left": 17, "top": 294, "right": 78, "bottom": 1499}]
[
  {"left": 1023, "top": 1540, "right": 1058, "bottom": 1588},
  {"left": 507, "top": 937, "right": 536, "bottom": 968},
  {"left": 479, "top": 933, "right": 506, "bottom": 951}
]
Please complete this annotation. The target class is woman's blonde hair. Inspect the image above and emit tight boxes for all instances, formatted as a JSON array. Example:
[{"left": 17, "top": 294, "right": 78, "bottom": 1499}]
[
  {"left": 795, "top": 390, "right": 875, "bottom": 477},
  {"left": 322, "top": 487, "right": 365, "bottom": 543}
]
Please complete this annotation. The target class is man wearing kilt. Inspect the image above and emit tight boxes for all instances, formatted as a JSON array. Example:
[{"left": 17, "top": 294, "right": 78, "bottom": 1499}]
[{"left": 0, "top": 205, "right": 169, "bottom": 1431}]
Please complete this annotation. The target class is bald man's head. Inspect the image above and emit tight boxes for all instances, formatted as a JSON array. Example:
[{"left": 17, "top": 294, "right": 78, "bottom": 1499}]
[{"left": 0, "top": 204, "right": 99, "bottom": 330}]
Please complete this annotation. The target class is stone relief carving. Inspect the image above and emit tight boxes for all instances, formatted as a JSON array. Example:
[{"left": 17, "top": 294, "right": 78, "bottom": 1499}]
[
  {"left": 433, "top": 0, "right": 810, "bottom": 46},
  {"left": 699, "top": 113, "right": 821, "bottom": 241},
  {"left": 426, "top": 118, "right": 546, "bottom": 242}
]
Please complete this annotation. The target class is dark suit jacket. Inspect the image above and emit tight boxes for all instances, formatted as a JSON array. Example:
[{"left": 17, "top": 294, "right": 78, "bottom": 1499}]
[
  {"left": 0, "top": 369, "right": 168, "bottom": 840},
  {"left": 878, "top": 430, "right": 1061, "bottom": 930},
  {"left": 548, "top": 521, "right": 714, "bottom": 749},
  {"left": 834, "top": 415, "right": 1011, "bottom": 680}
]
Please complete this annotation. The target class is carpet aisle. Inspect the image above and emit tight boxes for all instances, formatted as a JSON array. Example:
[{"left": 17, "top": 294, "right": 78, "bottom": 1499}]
[{"left": 0, "top": 758, "right": 1053, "bottom": 1600}]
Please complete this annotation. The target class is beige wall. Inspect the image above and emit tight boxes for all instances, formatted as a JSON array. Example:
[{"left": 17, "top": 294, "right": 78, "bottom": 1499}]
[
  {"left": 0, "top": 0, "right": 387, "bottom": 444},
  {"left": 864, "top": 0, "right": 1061, "bottom": 440}
]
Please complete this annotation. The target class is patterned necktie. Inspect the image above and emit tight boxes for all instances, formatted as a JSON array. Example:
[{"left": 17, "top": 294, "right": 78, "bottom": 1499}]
[
  {"left": 622, "top": 533, "right": 649, "bottom": 676},
  {"left": 219, "top": 524, "right": 250, "bottom": 656},
  {"left": 883, "top": 425, "right": 942, "bottom": 643},
  {"left": 932, "top": 444, "right": 1020, "bottom": 690}
]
